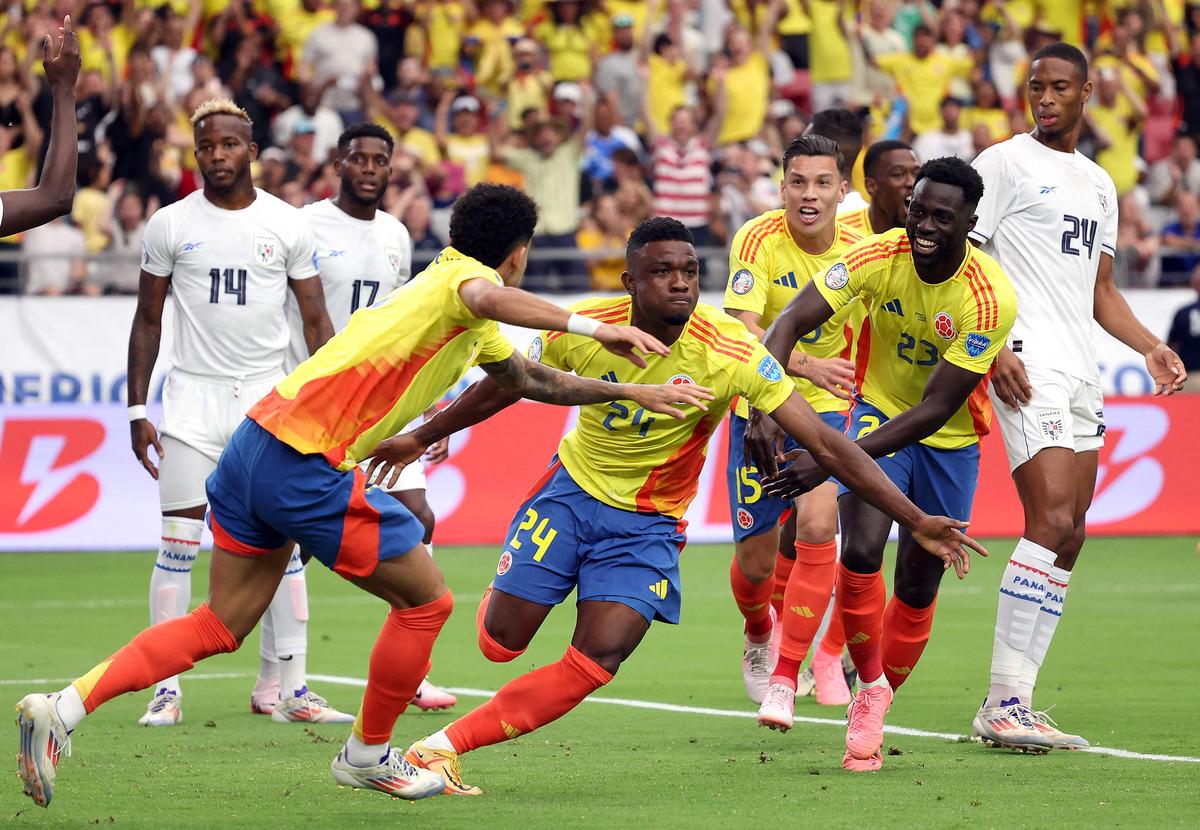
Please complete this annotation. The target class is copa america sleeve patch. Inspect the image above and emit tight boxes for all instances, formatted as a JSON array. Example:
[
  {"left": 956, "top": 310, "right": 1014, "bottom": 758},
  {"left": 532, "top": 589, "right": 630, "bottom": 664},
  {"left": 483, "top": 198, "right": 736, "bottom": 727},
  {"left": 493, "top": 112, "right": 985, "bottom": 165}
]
[
  {"left": 824, "top": 262, "right": 849, "bottom": 290},
  {"left": 757, "top": 355, "right": 784, "bottom": 382},
  {"left": 964, "top": 332, "right": 991, "bottom": 358},
  {"left": 731, "top": 269, "right": 755, "bottom": 295},
  {"left": 527, "top": 335, "right": 543, "bottom": 363}
]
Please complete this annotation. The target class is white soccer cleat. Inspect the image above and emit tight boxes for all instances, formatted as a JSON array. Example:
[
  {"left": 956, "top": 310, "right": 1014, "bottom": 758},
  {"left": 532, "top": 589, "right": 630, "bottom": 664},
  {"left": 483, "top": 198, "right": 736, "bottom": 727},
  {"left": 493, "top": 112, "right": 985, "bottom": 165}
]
[
  {"left": 15, "top": 693, "right": 70, "bottom": 808},
  {"left": 795, "top": 665, "right": 816, "bottom": 697},
  {"left": 410, "top": 678, "right": 457, "bottom": 711},
  {"left": 330, "top": 746, "right": 445, "bottom": 800},
  {"left": 757, "top": 682, "right": 796, "bottom": 732},
  {"left": 742, "top": 607, "right": 777, "bottom": 704},
  {"left": 1029, "top": 708, "right": 1089, "bottom": 750},
  {"left": 250, "top": 677, "right": 280, "bottom": 715},
  {"left": 138, "top": 689, "right": 182, "bottom": 727},
  {"left": 972, "top": 699, "right": 1055, "bottom": 753},
  {"left": 271, "top": 687, "right": 355, "bottom": 724}
]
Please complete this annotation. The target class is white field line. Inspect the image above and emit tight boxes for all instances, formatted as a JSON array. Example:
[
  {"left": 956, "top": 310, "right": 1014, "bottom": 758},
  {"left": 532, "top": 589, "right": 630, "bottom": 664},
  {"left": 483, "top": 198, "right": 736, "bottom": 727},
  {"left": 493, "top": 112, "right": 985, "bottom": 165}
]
[{"left": 2, "top": 670, "right": 1195, "bottom": 765}]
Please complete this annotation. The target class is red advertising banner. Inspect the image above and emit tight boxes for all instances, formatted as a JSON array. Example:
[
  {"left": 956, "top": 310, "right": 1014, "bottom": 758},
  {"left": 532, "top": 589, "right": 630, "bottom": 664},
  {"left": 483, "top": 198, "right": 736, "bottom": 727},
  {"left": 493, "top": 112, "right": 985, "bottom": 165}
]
[{"left": 1, "top": 396, "right": 1197, "bottom": 552}]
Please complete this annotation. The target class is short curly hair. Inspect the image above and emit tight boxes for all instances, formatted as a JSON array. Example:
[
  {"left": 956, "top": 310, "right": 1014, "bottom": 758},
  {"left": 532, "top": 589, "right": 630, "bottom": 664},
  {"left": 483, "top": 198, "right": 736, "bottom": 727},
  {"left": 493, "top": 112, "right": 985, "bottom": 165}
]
[
  {"left": 863, "top": 139, "right": 913, "bottom": 180},
  {"left": 626, "top": 217, "right": 694, "bottom": 262},
  {"left": 914, "top": 156, "right": 985, "bottom": 209},
  {"left": 448, "top": 184, "right": 539, "bottom": 269},
  {"left": 337, "top": 122, "right": 394, "bottom": 155}
]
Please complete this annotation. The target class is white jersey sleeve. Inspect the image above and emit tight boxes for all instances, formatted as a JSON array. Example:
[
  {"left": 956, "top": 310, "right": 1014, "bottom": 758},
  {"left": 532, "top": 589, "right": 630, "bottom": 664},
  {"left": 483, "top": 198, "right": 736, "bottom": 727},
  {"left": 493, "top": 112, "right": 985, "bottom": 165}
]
[
  {"left": 140, "top": 208, "right": 177, "bottom": 278},
  {"left": 968, "top": 145, "right": 1021, "bottom": 246}
]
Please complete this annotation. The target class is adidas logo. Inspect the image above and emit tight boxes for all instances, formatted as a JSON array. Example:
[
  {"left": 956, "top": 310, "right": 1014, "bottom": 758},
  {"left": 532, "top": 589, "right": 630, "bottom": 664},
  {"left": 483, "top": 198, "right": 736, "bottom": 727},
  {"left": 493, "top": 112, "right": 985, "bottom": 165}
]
[
  {"left": 788, "top": 605, "right": 815, "bottom": 618},
  {"left": 847, "top": 631, "right": 871, "bottom": 645},
  {"left": 773, "top": 272, "right": 799, "bottom": 289},
  {"left": 502, "top": 721, "right": 523, "bottom": 739},
  {"left": 883, "top": 298, "right": 904, "bottom": 317},
  {"left": 886, "top": 664, "right": 911, "bottom": 676},
  {"left": 649, "top": 579, "right": 668, "bottom": 599},
  {"left": 601, "top": 371, "right": 618, "bottom": 384}
]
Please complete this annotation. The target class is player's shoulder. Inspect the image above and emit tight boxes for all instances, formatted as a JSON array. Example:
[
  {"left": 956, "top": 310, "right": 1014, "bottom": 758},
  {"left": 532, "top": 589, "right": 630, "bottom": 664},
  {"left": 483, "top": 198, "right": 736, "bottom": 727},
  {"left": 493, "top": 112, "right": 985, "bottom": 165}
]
[
  {"left": 962, "top": 246, "right": 1017, "bottom": 330},
  {"left": 834, "top": 219, "right": 866, "bottom": 248},
  {"left": 373, "top": 209, "right": 412, "bottom": 242},
  {"left": 843, "top": 226, "right": 909, "bottom": 270},
  {"left": 1072, "top": 151, "right": 1119, "bottom": 195},
  {"left": 544, "top": 295, "right": 632, "bottom": 348},
  {"left": 298, "top": 197, "right": 334, "bottom": 219},
  {"left": 731, "top": 209, "right": 787, "bottom": 262},
  {"left": 685, "top": 304, "right": 759, "bottom": 363},
  {"left": 423, "top": 246, "right": 501, "bottom": 285}
]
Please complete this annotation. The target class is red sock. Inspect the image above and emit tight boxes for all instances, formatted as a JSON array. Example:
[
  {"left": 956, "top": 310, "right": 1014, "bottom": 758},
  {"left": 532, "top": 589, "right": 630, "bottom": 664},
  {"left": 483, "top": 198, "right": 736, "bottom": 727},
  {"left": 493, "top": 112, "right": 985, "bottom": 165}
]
[
  {"left": 355, "top": 592, "right": 454, "bottom": 745},
  {"left": 446, "top": 646, "right": 612, "bottom": 752},
  {"left": 817, "top": 593, "right": 848, "bottom": 658},
  {"left": 882, "top": 595, "right": 937, "bottom": 690},
  {"left": 72, "top": 604, "right": 237, "bottom": 713},
  {"left": 771, "top": 540, "right": 837, "bottom": 685},
  {"left": 730, "top": 555, "right": 774, "bottom": 639},
  {"left": 770, "top": 551, "right": 795, "bottom": 618},
  {"left": 836, "top": 564, "right": 886, "bottom": 684}
]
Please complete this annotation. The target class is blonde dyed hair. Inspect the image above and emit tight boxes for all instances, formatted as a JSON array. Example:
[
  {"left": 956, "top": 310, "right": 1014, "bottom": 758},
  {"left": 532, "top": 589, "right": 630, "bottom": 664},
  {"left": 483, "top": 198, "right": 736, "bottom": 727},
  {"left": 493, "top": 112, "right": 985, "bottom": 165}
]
[{"left": 190, "top": 98, "right": 253, "bottom": 127}]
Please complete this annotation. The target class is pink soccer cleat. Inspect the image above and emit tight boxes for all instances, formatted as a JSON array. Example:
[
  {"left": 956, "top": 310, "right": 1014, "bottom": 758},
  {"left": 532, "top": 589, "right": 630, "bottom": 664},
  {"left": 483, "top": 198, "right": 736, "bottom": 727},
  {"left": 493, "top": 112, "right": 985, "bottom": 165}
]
[
  {"left": 845, "top": 682, "right": 893, "bottom": 760},
  {"left": 410, "top": 678, "right": 457, "bottom": 711}
]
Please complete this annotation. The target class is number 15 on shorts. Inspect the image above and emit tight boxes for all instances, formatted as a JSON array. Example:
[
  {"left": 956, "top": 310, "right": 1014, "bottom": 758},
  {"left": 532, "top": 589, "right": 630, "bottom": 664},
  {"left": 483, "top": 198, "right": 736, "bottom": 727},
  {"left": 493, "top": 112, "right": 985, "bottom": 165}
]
[{"left": 508, "top": 507, "right": 558, "bottom": 562}]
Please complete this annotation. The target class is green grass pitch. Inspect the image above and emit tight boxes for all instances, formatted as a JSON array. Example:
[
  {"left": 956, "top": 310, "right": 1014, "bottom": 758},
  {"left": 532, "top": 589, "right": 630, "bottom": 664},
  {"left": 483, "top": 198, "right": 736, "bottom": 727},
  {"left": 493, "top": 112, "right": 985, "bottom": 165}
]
[{"left": 1, "top": 538, "right": 1198, "bottom": 828}]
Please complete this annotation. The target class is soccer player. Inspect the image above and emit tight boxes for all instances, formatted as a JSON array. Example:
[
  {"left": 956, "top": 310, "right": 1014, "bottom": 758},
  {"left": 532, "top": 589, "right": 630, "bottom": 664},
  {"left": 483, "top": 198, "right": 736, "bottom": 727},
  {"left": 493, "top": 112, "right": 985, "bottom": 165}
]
[
  {"left": 15, "top": 184, "right": 712, "bottom": 808},
  {"left": 123, "top": 98, "right": 345, "bottom": 727},
  {"left": 837, "top": 140, "right": 920, "bottom": 236},
  {"left": 750, "top": 157, "right": 1016, "bottom": 771},
  {"left": 0, "top": 17, "right": 79, "bottom": 238},
  {"left": 806, "top": 109, "right": 868, "bottom": 211},
  {"left": 723, "top": 135, "right": 862, "bottom": 707},
  {"left": 399, "top": 217, "right": 985, "bottom": 795},
  {"left": 968, "top": 43, "right": 1187, "bottom": 751}
]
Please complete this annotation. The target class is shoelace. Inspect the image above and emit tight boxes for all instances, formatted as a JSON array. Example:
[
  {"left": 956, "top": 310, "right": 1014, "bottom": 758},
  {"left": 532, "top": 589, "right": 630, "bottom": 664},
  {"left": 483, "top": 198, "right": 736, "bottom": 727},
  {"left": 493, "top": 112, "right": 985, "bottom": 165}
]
[
  {"left": 1001, "top": 703, "right": 1040, "bottom": 730},
  {"left": 764, "top": 685, "right": 793, "bottom": 709},
  {"left": 1029, "top": 707, "right": 1060, "bottom": 729},
  {"left": 148, "top": 693, "right": 178, "bottom": 714},
  {"left": 746, "top": 643, "right": 771, "bottom": 672}
]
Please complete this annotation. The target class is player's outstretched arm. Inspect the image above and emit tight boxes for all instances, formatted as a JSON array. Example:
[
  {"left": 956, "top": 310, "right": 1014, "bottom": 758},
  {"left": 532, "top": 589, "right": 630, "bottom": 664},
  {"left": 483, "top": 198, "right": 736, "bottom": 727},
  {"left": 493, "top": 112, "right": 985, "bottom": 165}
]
[
  {"left": 0, "top": 17, "right": 78, "bottom": 237},
  {"left": 767, "top": 393, "right": 986, "bottom": 578},
  {"left": 288, "top": 276, "right": 335, "bottom": 355},
  {"left": 761, "top": 361, "right": 984, "bottom": 500},
  {"left": 459, "top": 277, "right": 671, "bottom": 368},
  {"left": 1093, "top": 253, "right": 1187, "bottom": 395},
  {"left": 127, "top": 270, "right": 170, "bottom": 479}
]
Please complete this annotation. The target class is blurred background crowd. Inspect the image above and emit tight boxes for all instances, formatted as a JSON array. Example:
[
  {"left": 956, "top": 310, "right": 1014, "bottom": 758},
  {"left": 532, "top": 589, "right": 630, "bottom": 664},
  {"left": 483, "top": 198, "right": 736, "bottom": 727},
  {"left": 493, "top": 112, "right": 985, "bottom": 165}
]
[{"left": 4, "top": 0, "right": 1200, "bottom": 295}]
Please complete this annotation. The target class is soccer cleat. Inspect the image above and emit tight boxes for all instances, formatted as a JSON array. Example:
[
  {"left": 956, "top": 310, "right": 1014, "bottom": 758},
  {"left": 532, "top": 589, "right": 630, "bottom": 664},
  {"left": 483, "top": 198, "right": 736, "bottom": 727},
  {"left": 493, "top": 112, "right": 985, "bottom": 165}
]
[
  {"left": 138, "top": 689, "right": 182, "bottom": 727},
  {"left": 812, "top": 648, "right": 852, "bottom": 706},
  {"left": 741, "top": 607, "right": 777, "bottom": 704},
  {"left": 972, "top": 699, "right": 1054, "bottom": 753},
  {"left": 410, "top": 678, "right": 457, "bottom": 711},
  {"left": 271, "top": 687, "right": 355, "bottom": 724},
  {"left": 795, "top": 665, "right": 816, "bottom": 697},
  {"left": 757, "top": 682, "right": 796, "bottom": 732},
  {"left": 845, "top": 683, "right": 893, "bottom": 760},
  {"left": 841, "top": 749, "right": 882, "bottom": 772},
  {"left": 250, "top": 677, "right": 280, "bottom": 715},
  {"left": 14, "top": 693, "right": 70, "bottom": 808},
  {"left": 405, "top": 739, "right": 482, "bottom": 796},
  {"left": 330, "top": 746, "right": 445, "bottom": 800},
  {"left": 1029, "top": 709, "right": 1089, "bottom": 750}
]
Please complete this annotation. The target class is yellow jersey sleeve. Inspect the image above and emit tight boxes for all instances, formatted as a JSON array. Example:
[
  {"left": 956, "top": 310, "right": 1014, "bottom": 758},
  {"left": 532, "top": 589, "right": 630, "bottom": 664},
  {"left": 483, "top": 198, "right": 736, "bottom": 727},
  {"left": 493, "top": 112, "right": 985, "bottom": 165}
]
[
  {"left": 473, "top": 321, "right": 516, "bottom": 366},
  {"left": 941, "top": 254, "right": 1017, "bottom": 375},
  {"left": 813, "top": 239, "right": 881, "bottom": 315},
  {"left": 444, "top": 261, "right": 505, "bottom": 322},
  {"left": 723, "top": 213, "right": 781, "bottom": 316},
  {"left": 732, "top": 342, "right": 795, "bottom": 416}
]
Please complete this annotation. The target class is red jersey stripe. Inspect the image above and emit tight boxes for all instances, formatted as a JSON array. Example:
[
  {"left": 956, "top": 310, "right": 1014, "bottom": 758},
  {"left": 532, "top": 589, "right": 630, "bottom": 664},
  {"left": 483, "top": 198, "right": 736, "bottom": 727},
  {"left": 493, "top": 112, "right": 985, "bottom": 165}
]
[
  {"left": 634, "top": 414, "right": 718, "bottom": 514},
  {"left": 688, "top": 315, "right": 754, "bottom": 356},
  {"left": 738, "top": 215, "right": 782, "bottom": 261},
  {"left": 738, "top": 216, "right": 783, "bottom": 263},
  {"left": 689, "top": 328, "right": 753, "bottom": 363}
]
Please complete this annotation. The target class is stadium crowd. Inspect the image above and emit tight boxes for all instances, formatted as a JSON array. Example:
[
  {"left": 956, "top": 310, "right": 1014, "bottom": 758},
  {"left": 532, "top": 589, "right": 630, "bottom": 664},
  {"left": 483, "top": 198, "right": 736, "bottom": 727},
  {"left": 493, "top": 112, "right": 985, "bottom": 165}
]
[{"left": 3, "top": 0, "right": 1200, "bottom": 295}]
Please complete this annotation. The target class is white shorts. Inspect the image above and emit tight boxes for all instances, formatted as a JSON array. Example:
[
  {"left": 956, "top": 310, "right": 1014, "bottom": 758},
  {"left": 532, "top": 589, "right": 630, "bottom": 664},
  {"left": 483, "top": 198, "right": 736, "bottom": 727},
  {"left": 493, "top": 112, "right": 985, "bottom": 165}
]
[
  {"left": 158, "top": 369, "right": 281, "bottom": 511},
  {"left": 363, "top": 417, "right": 428, "bottom": 494},
  {"left": 989, "top": 363, "right": 1105, "bottom": 473}
]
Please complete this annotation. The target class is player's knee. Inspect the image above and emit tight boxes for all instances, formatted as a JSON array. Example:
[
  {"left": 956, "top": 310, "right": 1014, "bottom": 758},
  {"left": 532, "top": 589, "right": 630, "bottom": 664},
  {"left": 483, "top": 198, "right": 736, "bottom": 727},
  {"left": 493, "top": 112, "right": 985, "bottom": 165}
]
[
  {"left": 735, "top": 537, "right": 776, "bottom": 583},
  {"left": 795, "top": 521, "right": 837, "bottom": 546},
  {"left": 1028, "top": 509, "right": 1075, "bottom": 552},
  {"left": 573, "top": 644, "right": 624, "bottom": 677},
  {"left": 478, "top": 619, "right": 527, "bottom": 663},
  {"left": 893, "top": 576, "right": 938, "bottom": 610},
  {"left": 839, "top": 538, "right": 881, "bottom": 574}
]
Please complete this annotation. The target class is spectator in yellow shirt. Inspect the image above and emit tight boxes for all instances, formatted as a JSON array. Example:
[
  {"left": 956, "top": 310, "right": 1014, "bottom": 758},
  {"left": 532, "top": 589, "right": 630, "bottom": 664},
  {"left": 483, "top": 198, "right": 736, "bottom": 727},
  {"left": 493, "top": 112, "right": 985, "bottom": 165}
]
[
  {"left": 1087, "top": 65, "right": 1147, "bottom": 196},
  {"left": 416, "top": 0, "right": 468, "bottom": 73},
  {"left": 470, "top": 0, "right": 525, "bottom": 96},
  {"left": 713, "top": 0, "right": 779, "bottom": 146},
  {"left": 961, "top": 78, "right": 1011, "bottom": 144},
  {"left": 576, "top": 194, "right": 633, "bottom": 290},
  {"left": 863, "top": 23, "right": 975, "bottom": 138},
  {"left": 367, "top": 88, "right": 441, "bottom": 170},
  {"left": 805, "top": 0, "right": 854, "bottom": 112},
  {"left": 505, "top": 38, "right": 554, "bottom": 130},
  {"left": 534, "top": 0, "right": 593, "bottom": 82},
  {"left": 436, "top": 91, "right": 492, "bottom": 186}
]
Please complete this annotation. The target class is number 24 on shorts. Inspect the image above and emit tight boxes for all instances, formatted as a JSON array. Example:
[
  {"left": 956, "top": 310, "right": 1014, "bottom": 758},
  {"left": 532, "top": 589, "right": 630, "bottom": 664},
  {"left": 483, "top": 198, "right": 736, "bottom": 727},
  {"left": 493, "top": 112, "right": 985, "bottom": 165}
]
[{"left": 508, "top": 508, "right": 558, "bottom": 562}]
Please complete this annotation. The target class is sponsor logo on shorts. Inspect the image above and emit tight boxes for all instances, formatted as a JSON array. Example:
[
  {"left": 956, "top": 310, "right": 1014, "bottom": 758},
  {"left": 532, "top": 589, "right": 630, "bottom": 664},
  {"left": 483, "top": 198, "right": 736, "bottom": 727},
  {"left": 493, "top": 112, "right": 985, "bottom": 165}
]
[
  {"left": 824, "top": 262, "right": 849, "bottom": 290},
  {"left": 1038, "top": 409, "right": 1065, "bottom": 441},
  {"left": 964, "top": 332, "right": 991, "bottom": 358},
  {"left": 757, "top": 355, "right": 783, "bottom": 382},
  {"left": 496, "top": 551, "right": 513, "bottom": 576},
  {"left": 933, "top": 311, "right": 956, "bottom": 340},
  {"left": 736, "top": 508, "right": 754, "bottom": 530},
  {"left": 731, "top": 269, "right": 755, "bottom": 295},
  {"left": 668, "top": 373, "right": 695, "bottom": 385},
  {"left": 527, "top": 336, "right": 543, "bottom": 363}
]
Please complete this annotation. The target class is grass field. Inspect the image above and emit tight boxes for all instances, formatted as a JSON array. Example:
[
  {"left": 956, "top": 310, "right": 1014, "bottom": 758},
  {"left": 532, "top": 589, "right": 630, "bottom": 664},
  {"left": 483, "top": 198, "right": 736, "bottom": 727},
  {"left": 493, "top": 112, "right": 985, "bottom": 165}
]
[{"left": 1, "top": 538, "right": 1198, "bottom": 828}]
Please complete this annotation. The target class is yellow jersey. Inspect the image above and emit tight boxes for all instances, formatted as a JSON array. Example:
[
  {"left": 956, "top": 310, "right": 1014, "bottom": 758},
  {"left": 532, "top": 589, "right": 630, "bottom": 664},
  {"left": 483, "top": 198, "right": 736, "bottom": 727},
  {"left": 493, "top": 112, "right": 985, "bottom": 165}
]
[
  {"left": 532, "top": 298, "right": 793, "bottom": 518},
  {"left": 724, "top": 210, "right": 864, "bottom": 415},
  {"left": 814, "top": 228, "right": 1016, "bottom": 450},
  {"left": 716, "top": 53, "right": 770, "bottom": 145},
  {"left": 875, "top": 52, "right": 974, "bottom": 136},
  {"left": 837, "top": 205, "right": 872, "bottom": 236},
  {"left": 249, "top": 247, "right": 514, "bottom": 470}
]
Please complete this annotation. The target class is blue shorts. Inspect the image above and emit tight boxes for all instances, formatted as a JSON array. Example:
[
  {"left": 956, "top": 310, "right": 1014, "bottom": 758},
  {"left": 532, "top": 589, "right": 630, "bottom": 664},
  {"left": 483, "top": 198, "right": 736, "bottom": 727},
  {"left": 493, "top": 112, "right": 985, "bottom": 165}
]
[
  {"left": 726, "top": 410, "right": 849, "bottom": 541},
  {"left": 837, "top": 400, "right": 980, "bottom": 522},
  {"left": 205, "top": 419, "right": 425, "bottom": 578},
  {"left": 492, "top": 459, "right": 687, "bottom": 625}
]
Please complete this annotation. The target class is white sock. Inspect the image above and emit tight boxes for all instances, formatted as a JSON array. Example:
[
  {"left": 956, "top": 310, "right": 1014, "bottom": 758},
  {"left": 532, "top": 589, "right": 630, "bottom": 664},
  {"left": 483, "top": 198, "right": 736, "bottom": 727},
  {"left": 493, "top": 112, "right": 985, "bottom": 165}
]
[
  {"left": 149, "top": 517, "right": 203, "bottom": 696},
  {"left": 985, "top": 538, "right": 1056, "bottom": 708},
  {"left": 859, "top": 674, "right": 890, "bottom": 690},
  {"left": 426, "top": 542, "right": 434, "bottom": 558},
  {"left": 424, "top": 728, "right": 456, "bottom": 752},
  {"left": 346, "top": 733, "right": 389, "bottom": 767},
  {"left": 1019, "top": 565, "right": 1071, "bottom": 705},
  {"left": 257, "top": 593, "right": 278, "bottom": 689},
  {"left": 269, "top": 548, "right": 309, "bottom": 697},
  {"left": 54, "top": 685, "right": 87, "bottom": 732}
]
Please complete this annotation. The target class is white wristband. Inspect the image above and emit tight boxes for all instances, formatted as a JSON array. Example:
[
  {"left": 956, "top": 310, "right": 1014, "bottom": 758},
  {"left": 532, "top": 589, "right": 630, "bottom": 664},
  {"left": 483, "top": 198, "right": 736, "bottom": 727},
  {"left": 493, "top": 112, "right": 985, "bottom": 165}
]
[
  {"left": 128, "top": 405, "right": 147, "bottom": 422},
  {"left": 567, "top": 313, "right": 601, "bottom": 338}
]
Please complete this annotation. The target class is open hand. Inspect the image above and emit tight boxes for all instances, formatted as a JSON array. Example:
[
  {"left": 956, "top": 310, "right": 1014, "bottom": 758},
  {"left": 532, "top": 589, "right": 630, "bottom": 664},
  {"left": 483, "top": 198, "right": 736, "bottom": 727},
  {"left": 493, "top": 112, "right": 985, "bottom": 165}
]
[
  {"left": 629, "top": 381, "right": 716, "bottom": 420},
  {"left": 989, "top": 346, "right": 1031, "bottom": 408},
  {"left": 761, "top": 448, "right": 825, "bottom": 499},
  {"left": 42, "top": 15, "right": 79, "bottom": 96},
  {"left": 364, "top": 433, "right": 428, "bottom": 489},
  {"left": 1146, "top": 342, "right": 1186, "bottom": 396},
  {"left": 131, "top": 418, "right": 164, "bottom": 480},
  {"left": 791, "top": 354, "right": 855, "bottom": 400},
  {"left": 744, "top": 406, "right": 787, "bottom": 478},
  {"left": 911, "top": 515, "right": 988, "bottom": 579}
]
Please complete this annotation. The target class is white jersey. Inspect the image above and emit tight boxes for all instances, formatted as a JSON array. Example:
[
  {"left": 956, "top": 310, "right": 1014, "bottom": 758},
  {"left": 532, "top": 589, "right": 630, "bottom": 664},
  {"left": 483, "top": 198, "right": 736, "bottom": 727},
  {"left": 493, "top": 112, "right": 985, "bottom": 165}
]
[
  {"left": 969, "top": 133, "right": 1119, "bottom": 384},
  {"left": 838, "top": 188, "right": 869, "bottom": 214},
  {"left": 285, "top": 199, "right": 412, "bottom": 369},
  {"left": 141, "top": 188, "right": 319, "bottom": 378}
]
